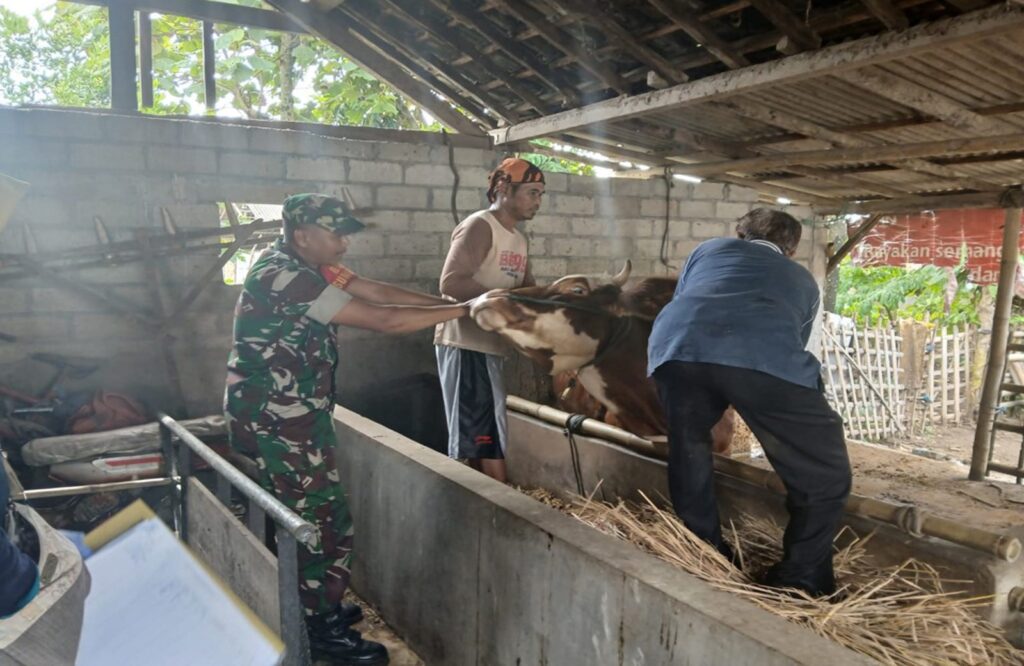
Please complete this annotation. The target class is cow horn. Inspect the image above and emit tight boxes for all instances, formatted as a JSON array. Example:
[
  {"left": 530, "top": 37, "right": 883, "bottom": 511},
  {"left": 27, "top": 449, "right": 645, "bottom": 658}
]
[{"left": 611, "top": 260, "right": 631, "bottom": 286}]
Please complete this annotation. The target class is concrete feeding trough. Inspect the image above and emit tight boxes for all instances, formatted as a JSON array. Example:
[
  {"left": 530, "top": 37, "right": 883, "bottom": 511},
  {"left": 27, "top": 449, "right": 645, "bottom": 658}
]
[{"left": 331, "top": 405, "right": 873, "bottom": 665}]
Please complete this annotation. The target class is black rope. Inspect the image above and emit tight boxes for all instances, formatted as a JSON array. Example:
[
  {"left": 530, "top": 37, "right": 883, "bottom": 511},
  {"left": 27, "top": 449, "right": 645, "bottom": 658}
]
[
  {"left": 442, "top": 129, "right": 461, "bottom": 226},
  {"left": 564, "top": 413, "right": 588, "bottom": 495},
  {"left": 659, "top": 168, "right": 676, "bottom": 271}
]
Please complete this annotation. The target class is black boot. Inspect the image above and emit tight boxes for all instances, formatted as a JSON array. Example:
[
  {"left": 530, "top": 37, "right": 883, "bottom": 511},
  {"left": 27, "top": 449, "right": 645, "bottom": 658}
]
[
  {"left": 306, "top": 610, "right": 388, "bottom": 665},
  {"left": 338, "top": 601, "right": 364, "bottom": 626},
  {"left": 760, "top": 560, "right": 837, "bottom": 598}
]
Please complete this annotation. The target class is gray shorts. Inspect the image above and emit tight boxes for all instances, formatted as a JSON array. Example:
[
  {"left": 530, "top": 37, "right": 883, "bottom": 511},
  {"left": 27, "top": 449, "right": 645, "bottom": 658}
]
[{"left": 435, "top": 346, "right": 508, "bottom": 460}]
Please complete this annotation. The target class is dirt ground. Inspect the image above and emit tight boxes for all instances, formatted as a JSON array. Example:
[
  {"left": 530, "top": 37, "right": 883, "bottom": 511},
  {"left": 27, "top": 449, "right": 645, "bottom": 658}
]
[{"left": 749, "top": 423, "right": 1024, "bottom": 533}]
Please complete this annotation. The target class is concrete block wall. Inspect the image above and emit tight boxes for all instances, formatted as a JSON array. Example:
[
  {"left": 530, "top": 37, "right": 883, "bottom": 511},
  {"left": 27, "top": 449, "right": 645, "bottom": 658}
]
[{"left": 0, "top": 108, "right": 825, "bottom": 416}]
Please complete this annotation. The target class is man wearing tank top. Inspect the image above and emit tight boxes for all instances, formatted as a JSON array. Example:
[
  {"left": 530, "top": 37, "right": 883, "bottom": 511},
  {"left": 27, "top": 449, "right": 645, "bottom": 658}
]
[{"left": 435, "top": 158, "right": 545, "bottom": 482}]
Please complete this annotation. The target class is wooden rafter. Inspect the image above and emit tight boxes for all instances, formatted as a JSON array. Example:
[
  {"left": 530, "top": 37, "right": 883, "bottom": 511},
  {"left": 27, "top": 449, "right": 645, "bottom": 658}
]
[
  {"left": 376, "top": 0, "right": 552, "bottom": 114},
  {"left": 646, "top": 0, "right": 750, "bottom": 69},
  {"left": 553, "top": 0, "right": 687, "bottom": 85},
  {"left": 838, "top": 68, "right": 1018, "bottom": 135},
  {"left": 746, "top": 0, "right": 822, "bottom": 53},
  {"left": 824, "top": 189, "right": 1009, "bottom": 214},
  {"left": 719, "top": 99, "right": 1003, "bottom": 191},
  {"left": 488, "top": 0, "right": 631, "bottom": 94},
  {"left": 490, "top": 6, "right": 1024, "bottom": 144},
  {"left": 263, "top": 0, "right": 485, "bottom": 134},
  {"left": 858, "top": 0, "right": 910, "bottom": 30},
  {"left": 664, "top": 126, "right": 912, "bottom": 198},
  {"left": 675, "top": 131, "right": 1024, "bottom": 177},
  {"left": 429, "top": 0, "right": 580, "bottom": 106},
  {"left": 333, "top": 3, "right": 505, "bottom": 125}
]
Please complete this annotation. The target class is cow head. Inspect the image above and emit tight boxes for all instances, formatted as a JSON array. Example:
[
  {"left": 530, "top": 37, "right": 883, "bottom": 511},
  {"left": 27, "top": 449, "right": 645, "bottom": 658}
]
[{"left": 471, "top": 262, "right": 635, "bottom": 375}]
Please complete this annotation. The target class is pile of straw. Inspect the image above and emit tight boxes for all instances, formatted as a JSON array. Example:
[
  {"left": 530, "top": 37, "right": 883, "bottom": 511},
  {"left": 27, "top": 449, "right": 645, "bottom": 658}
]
[{"left": 525, "top": 488, "right": 1020, "bottom": 665}]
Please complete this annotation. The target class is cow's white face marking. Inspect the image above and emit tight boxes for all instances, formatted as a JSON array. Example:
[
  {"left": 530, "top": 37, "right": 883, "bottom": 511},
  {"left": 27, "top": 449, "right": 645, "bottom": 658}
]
[
  {"left": 578, "top": 366, "right": 623, "bottom": 415},
  {"left": 491, "top": 309, "right": 600, "bottom": 373}
]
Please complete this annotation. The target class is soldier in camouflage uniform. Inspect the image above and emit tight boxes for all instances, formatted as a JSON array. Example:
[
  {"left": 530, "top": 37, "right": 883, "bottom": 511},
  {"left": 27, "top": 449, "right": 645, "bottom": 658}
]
[{"left": 225, "top": 193, "right": 468, "bottom": 665}]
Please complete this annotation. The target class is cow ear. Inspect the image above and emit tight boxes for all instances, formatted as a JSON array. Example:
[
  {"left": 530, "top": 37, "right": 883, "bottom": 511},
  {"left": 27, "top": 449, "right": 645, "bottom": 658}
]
[{"left": 610, "top": 260, "right": 631, "bottom": 287}]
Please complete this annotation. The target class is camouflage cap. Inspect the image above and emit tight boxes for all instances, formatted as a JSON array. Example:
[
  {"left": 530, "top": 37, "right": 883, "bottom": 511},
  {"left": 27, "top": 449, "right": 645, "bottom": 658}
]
[{"left": 281, "top": 193, "right": 365, "bottom": 236}]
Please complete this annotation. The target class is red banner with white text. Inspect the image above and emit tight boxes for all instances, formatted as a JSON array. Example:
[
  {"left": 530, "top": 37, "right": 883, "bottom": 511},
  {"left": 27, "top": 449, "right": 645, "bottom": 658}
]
[{"left": 850, "top": 209, "right": 1024, "bottom": 285}]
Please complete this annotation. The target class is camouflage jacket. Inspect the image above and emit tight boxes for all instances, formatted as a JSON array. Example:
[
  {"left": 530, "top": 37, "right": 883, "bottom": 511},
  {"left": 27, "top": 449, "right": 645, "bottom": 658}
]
[{"left": 224, "top": 240, "right": 353, "bottom": 425}]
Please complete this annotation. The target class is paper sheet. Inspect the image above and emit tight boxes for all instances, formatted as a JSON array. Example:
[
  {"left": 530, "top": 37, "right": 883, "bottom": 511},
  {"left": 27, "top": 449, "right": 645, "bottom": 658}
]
[{"left": 77, "top": 518, "right": 282, "bottom": 666}]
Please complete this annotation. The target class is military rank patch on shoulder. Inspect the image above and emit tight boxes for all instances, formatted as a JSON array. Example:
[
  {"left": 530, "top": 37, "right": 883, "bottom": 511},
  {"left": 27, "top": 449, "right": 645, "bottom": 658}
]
[{"left": 320, "top": 264, "right": 357, "bottom": 290}]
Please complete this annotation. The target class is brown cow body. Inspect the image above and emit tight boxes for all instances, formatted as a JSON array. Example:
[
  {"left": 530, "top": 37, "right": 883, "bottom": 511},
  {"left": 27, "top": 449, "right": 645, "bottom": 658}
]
[{"left": 472, "top": 263, "right": 736, "bottom": 452}]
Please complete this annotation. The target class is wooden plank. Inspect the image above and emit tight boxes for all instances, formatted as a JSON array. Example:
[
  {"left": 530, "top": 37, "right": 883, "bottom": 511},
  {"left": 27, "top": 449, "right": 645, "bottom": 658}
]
[
  {"left": 746, "top": 0, "right": 821, "bottom": 52},
  {"left": 557, "top": 0, "right": 687, "bottom": 85},
  {"left": 838, "top": 68, "right": 1018, "bottom": 135},
  {"left": 490, "top": 5, "right": 1024, "bottom": 144},
  {"left": 108, "top": 3, "right": 137, "bottom": 111},
  {"left": 663, "top": 132, "right": 1024, "bottom": 177},
  {"left": 647, "top": 0, "right": 750, "bottom": 68},
  {"left": 185, "top": 478, "right": 280, "bottom": 633},
  {"left": 859, "top": 0, "right": 910, "bottom": 30},
  {"left": 263, "top": 0, "right": 485, "bottom": 135},
  {"left": 202, "top": 21, "right": 216, "bottom": 111},
  {"left": 490, "top": 0, "right": 629, "bottom": 94},
  {"left": 941, "top": 327, "right": 950, "bottom": 424},
  {"left": 827, "top": 189, "right": 1009, "bottom": 215},
  {"left": 428, "top": 0, "right": 580, "bottom": 105},
  {"left": 86, "top": 0, "right": 304, "bottom": 32},
  {"left": 720, "top": 99, "right": 1002, "bottom": 191},
  {"left": 139, "top": 11, "right": 154, "bottom": 108},
  {"left": 377, "top": 0, "right": 551, "bottom": 113}
]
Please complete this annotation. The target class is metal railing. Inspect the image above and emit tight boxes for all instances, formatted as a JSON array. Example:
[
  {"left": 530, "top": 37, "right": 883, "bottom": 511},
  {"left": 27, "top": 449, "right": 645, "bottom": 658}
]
[
  {"left": 157, "top": 413, "right": 316, "bottom": 666},
  {"left": 20, "top": 414, "right": 317, "bottom": 665}
]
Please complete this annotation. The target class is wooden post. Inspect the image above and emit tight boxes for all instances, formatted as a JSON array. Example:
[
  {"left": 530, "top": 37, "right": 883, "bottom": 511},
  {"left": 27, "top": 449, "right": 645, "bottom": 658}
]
[
  {"left": 108, "top": 4, "right": 137, "bottom": 111},
  {"left": 139, "top": 12, "right": 154, "bottom": 109},
  {"left": 970, "top": 206, "right": 1023, "bottom": 480},
  {"left": 202, "top": 21, "right": 217, "bottom": 111}
]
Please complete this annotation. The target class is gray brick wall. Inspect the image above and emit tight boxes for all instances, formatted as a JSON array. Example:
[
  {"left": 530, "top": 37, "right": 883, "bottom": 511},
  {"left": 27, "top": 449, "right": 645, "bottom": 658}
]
[{"left": 0, "top": 108, "right": 825, "bottom": 414}]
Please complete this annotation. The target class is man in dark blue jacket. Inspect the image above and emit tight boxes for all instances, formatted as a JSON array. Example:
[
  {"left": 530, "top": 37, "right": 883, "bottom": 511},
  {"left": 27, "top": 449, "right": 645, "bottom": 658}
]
[
  {"left": 648, "top": 208, "right": 851, "bottom": 597},
  {"left": 1, "top": 466, "right": 38, "bottom": 617}
]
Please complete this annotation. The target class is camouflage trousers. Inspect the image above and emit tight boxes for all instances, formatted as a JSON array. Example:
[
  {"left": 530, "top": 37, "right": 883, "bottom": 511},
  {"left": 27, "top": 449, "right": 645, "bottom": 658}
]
[{"left": 226, "top": 407, "right": 353, "bottom": 616}]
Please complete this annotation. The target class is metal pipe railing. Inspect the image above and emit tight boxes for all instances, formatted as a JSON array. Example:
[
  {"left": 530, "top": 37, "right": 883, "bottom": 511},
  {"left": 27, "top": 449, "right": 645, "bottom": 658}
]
[
  {"left": 157, "top": 413, "right": 317, "bottom": 546},
  {"left": 157, "top": 412, "right": 315, "bottom": 666},
  {"left": 506, "top": 395, "right": 1022, "bottom": 563}
]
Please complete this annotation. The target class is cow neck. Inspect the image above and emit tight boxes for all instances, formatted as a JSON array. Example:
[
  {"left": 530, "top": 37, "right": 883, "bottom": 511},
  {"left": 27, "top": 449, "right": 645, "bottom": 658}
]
[{"left": 503, "top": 293, "right": 634, "bottom": 372}]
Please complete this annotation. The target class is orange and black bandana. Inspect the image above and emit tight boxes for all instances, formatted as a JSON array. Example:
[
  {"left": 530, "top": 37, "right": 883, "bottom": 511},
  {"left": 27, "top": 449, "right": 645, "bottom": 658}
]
[{"left": 487, "top": 157, "right": 545, "bottom": 203}]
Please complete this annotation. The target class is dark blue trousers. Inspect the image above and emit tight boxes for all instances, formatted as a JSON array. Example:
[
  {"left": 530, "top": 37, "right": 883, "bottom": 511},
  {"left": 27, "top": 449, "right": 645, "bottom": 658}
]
[{"left": 653, "top": 361, "right": 851, "bottom": 594}]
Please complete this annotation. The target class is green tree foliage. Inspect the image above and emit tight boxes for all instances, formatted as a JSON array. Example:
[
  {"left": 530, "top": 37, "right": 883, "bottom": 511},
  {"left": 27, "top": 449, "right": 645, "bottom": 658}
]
[
  {"left": 835, "top": 260, "right": 988, "bottom": 326},
  {"left": 0, "top": 3, "right": 111, "bottom": 107},
  {"left": 0, "top": 1, "right": 440, "bottom": 129}
]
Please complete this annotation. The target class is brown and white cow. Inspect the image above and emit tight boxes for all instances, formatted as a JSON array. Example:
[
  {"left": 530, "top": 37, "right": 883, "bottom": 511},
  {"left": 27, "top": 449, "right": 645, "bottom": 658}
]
[{"left": 471, "top": 261, "right": 736, "bottom": 452}]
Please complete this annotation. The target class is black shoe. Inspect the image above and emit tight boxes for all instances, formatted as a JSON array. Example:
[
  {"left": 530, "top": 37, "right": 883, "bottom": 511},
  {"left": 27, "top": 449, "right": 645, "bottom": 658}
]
[
  {"left": 338, "top": 601, "right": 364, "bottom": 626},
  {"left": 307, "top": 613, "right": 388, "bottom": 665},
  {"left": 760, "top": 561, "right": 837, "bottom": 598}
]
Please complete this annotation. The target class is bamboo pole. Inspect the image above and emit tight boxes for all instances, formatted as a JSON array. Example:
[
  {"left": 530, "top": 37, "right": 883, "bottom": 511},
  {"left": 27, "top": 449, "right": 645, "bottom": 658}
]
[
  {"left": 953, "top": 326, "right": 961, "bottom": 423},
  {"left": 941, "top": 328, "right": 950, "bottom": 425},
  {"left": 506, "top": 395, "right": 1022, "bottom": 561},
  {"left": 971, "top": 206, "right": 1023, "bottom": 480}
]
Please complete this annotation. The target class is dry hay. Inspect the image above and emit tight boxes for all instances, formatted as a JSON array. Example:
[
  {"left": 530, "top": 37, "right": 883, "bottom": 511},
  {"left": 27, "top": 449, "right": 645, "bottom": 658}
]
[{"left": 524, "top": 488, "right": 1021, "bottom": 666}]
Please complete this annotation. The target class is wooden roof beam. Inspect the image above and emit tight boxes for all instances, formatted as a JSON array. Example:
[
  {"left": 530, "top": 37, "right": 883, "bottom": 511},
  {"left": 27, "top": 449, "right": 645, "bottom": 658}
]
[
  {"left": 720, "top": 100, "right": 1002, "bottom": 190},
  {"left": 376, "top": 0, "right": 552, "bottom": 114},
  {"left": 838, "top": 68, "right": 1018, "bottom": 135},
  {"left": 263, "top": 0, "right": 485, "bottom": 135},
  {"left": 427, "top": 0, "right": 580, "bottom": 106},
  {"left": 857, "top": 0, "right": 910, "bottom": 30},
  {"left": 646, "top": 0, "right": 750, "bottom": 69},
  {"left": 819, "top": 189, "right": 1010, "bottom": 214},
  {"left": 676, "top": 131, "right": 1024, "bottom": 177},
  {"left": 745, "top": 0, "right": 822, "bottom": 53},
  {"left": 553, "top": 0, "right": 688, "bottom": 85},
  {"left": 491, "top": 5, "right": 1024, "bottom": 144},
  {"left": 489, "top": 0, "right": 631, "bottom": 94}
]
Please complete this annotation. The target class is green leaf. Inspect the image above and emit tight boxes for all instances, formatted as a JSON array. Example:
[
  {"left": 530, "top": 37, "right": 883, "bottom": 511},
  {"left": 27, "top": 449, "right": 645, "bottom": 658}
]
[
  {"left": 215, "top": 28, "right": 245, "bottom": 50},
  {"left": 292, "top": 43, "right": 316, "bottom": 67}
]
